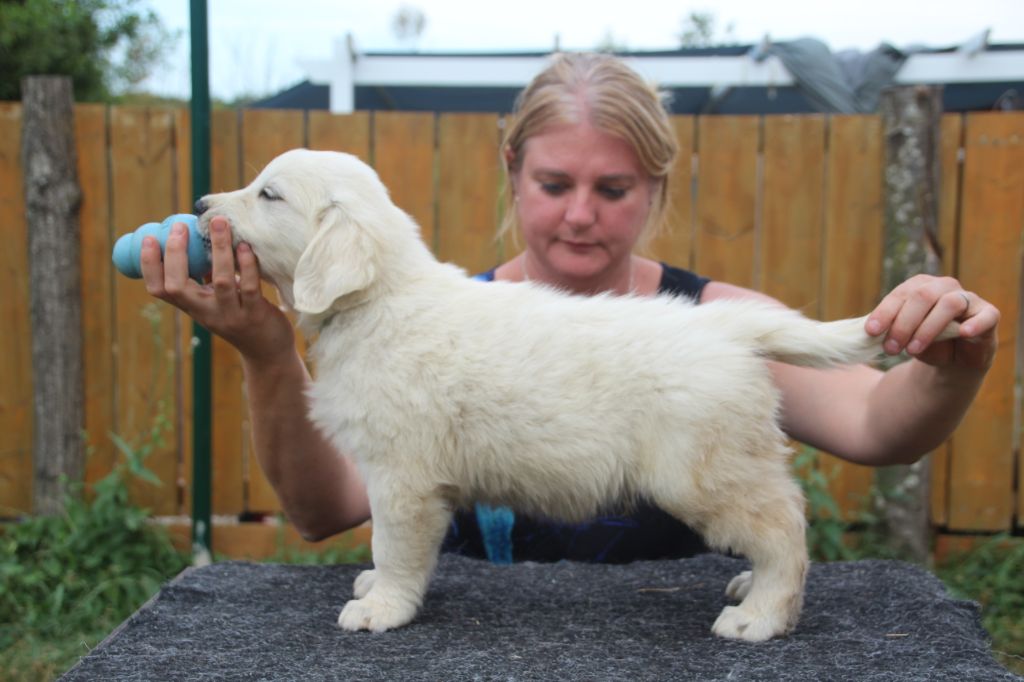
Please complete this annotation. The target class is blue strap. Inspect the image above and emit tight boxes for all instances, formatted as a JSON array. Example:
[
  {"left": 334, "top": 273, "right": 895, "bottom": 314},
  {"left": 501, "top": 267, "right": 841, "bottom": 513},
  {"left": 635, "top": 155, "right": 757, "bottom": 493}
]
[
  {"left": 470, "top": 268, "right": 513, "bottom": 564},
  {"left": 475, "top": 504, "right": 515, "bottom": 564}
]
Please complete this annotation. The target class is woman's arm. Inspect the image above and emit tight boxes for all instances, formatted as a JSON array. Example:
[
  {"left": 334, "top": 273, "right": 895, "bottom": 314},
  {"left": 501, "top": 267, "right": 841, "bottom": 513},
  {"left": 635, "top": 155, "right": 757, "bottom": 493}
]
[
  {"left": 700, "top": 277, "right": 999, "bottom": 466},
  {"left": 240, "top": 347, "right": 371, "bottom": 540},
  {"left": 141, "top": 216, "right": 370, "bottom": 539}
]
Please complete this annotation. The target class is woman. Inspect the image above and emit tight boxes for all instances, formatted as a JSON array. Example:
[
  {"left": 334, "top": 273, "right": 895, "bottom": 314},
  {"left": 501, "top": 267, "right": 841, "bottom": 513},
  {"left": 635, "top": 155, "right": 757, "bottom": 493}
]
[{"left": 141, "top": 53, "right": 999, "bottom": 563}]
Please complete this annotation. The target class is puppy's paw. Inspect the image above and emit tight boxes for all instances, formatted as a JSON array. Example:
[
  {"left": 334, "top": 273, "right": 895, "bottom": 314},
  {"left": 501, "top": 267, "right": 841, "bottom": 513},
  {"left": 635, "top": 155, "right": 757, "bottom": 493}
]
[
  {"left": 712, "top": 605, "right": 789, "bottom": 642},
  {"left": 725, "top": 570, "right": 753, "bottom": 601},
  {"left": 337, "top": 594, "right": 417, "bottom": 633},
  {"left": 352, "top": 569, "right": 377, "bottom": 599}
]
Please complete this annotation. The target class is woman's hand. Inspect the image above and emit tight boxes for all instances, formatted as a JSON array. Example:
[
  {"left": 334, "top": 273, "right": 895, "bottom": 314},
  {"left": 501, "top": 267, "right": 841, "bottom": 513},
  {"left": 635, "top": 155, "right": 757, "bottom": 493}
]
[
  {"left": 140, "top": 216, "right": 296, "bottom": 365},
  {"left": 866, "top": 274, "right": 999, "bottom": 370}
]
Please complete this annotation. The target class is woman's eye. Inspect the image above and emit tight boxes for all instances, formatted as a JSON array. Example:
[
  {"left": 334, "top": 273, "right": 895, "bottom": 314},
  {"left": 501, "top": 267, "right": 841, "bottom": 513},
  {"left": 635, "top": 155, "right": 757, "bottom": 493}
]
[
  {"left": 540, "top": 183, "right": 568, "bottom": 196},
  {"left": 599, "top": 186, "right": 627, "bottom": 200},
  {"left": 259, "top": 187, "right": 280, "bottom": 201}
]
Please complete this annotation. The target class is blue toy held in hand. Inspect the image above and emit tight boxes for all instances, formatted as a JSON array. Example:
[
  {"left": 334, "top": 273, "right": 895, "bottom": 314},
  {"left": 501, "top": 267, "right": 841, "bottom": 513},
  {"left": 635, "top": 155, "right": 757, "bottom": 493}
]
[{"left": 112, "top": 214, "right": 212, "bottom": 280}]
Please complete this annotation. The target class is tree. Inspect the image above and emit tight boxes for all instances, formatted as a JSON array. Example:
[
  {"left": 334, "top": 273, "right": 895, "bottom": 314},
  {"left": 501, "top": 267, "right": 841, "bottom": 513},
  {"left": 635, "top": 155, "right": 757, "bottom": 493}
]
[
  {"left": 21, "top": 76, "right": 84, "bottom": 515},
  {"left": 596, "top": 29, "right": 629, "bottom": 54},
  {"left": 678, "top": 11, "right": 736, "bottom": 48},
  {"left": 0, "top": 0, "right": 177, "bottom": 102},
  {"left": 876, "top": 86, "right": 945, "bottom": 564},
  {"left": 392, "top": 5, "right": 427, "bottom": 51}
]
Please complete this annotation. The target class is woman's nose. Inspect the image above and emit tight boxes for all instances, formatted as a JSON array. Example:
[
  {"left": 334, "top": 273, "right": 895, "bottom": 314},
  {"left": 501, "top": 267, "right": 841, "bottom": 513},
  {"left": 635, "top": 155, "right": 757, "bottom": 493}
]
[{"left": 565, "top": 190, "right": 596, "bottom": 229}]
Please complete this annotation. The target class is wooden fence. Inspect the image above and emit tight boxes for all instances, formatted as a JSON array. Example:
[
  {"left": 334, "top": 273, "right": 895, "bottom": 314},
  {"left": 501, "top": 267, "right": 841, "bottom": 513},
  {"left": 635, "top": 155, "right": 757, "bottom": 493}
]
[{"left": 0, "top": 104, "right": 1021, "bottom": 556}]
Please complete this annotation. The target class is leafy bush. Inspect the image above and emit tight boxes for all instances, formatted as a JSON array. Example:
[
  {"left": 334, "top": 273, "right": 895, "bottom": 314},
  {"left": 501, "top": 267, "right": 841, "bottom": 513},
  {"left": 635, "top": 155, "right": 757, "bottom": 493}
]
[
  {"left": 0, "top": 0, "right": 177, "bottom": 101},
  {"left": 0, "top": 441, "right": 188, "bottom": 679},
  {"left": 936, "top": 536, "right": 1024, "bottom": 675},
  {"left": 793, "top": 446, "right": 857, "bottom": 561}
]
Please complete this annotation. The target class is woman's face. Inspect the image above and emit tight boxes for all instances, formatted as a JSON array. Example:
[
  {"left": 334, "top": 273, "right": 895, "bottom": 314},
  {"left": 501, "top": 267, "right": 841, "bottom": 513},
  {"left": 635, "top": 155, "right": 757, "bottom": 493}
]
[{"left": 511, "top": 122, "right": 653, "bottom": 285}]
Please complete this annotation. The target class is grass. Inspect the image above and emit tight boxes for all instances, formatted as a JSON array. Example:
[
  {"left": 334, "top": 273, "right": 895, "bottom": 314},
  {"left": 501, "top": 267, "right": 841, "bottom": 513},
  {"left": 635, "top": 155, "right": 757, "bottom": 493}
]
[
  {"left": 935, "top": 535, "right": 1024, "bottom": 675},
  {"left": 0, "top": 447, "right": 189, "bottom": 681}
]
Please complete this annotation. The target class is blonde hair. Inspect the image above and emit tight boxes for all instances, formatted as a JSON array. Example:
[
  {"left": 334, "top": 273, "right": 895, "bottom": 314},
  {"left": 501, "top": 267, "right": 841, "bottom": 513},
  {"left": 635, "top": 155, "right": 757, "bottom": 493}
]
[{"left": 500, "top": 52, "right": 678, "bottom": 245}]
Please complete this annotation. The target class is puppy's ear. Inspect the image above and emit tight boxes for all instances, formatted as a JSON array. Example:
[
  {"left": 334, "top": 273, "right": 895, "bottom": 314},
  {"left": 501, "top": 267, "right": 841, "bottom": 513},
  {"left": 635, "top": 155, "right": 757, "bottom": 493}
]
[{"left": 293, "top": 205, "right": 377, "bottom": 314}]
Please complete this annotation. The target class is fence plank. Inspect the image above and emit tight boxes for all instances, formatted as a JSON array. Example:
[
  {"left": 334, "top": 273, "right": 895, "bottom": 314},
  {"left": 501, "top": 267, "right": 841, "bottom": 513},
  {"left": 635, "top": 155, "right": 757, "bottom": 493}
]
[
  {"left": 308, "top": 110, "right": 371, "bottom": 161},
  {"left": 240, "top": 109, "right": 306, "bottom": 184},
  {"left": 373, "top": 112, "right": 438, "bottom": 251},
  {"left": 760, "top": 115, "right": 826, "bottom": 313},
  {"left": 938, "top": 115, "right": 964, "bottom": 279},
  {"left": 0, "top": 103, "right": 32, "bottom": 515},
  {"left": 210, "top": 109, "right": 242, "bottom": 190},
  {"left": 694, "top": 116, "right": 759, "bottom": 287},
  {"left": 204, "top": 108, "right": 246, "bottom": 516},
  {"left": 109, "top": 107, "right": 181, "bottom": 515},
  {"left": 437, "top": 113, "right": 503, "bottom": 273},
  {"left": 759, "top": 115, "right": 836, "bottom": 518},
  {"left": 930, "top": 114, "right": 966, "bottom": 527},
  {"left": 649, "top": 116, "right": 696, "bottom": 267},
  {"left": 241, "top": 109, "right": 305, "bottom": 513},
  {"left": 821, "top": 115, "right": 885, "bottom": 518},
  {"left": 75, "top": 104, "right": 116, "bottom": 490},
  {"left": 211, "top": 337, "right": 244, "bottom": 516},
  {"left": 948, "top": 112, "right": 1024, "bottom": 531}
]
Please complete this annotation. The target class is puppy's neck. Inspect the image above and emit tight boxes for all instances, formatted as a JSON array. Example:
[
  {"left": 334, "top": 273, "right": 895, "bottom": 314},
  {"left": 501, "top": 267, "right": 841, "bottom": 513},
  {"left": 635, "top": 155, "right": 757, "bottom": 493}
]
[{"left": 297, "top": 291, "right": 373, "bottom": 336}]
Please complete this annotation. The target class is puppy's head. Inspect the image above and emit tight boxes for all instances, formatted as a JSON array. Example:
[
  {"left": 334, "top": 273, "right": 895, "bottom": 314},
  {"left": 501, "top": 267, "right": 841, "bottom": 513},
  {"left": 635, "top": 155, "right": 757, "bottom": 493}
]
[{"left": 197, "top": 149, "right": 397, "bottom": 315}]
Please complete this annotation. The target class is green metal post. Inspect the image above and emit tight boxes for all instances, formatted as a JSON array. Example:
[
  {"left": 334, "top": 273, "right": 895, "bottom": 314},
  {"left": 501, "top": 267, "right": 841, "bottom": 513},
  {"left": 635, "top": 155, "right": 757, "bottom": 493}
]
[{"left": 190, "top": 0, "right": 212, "bottom": 561}]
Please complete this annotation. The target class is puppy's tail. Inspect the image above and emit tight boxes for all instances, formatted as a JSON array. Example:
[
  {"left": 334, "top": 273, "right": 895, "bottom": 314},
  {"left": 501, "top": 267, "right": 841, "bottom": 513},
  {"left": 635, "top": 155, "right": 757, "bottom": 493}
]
[{"left": 696, "top": 299, "right": 960, "bottom": 368}]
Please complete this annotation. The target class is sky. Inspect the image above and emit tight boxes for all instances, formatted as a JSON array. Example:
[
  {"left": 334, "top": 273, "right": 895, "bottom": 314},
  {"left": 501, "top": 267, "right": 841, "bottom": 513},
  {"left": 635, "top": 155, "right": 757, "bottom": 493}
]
[{"left": 140, "top": 0, "right": 1024, "bottom": 100}]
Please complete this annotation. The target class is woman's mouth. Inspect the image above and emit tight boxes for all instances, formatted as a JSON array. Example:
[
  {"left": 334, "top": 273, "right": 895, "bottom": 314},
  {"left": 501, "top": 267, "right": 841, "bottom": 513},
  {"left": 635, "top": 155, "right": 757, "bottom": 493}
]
[{"left": 562, "top": 240, "right": 598, "bottom": 253}]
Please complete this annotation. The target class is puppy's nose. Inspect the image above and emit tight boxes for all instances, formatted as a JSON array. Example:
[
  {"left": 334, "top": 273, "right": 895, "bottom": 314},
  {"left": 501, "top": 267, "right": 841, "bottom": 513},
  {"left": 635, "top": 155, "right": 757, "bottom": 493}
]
[{"left": 194, "top": 198, "right": 208, "bottom": 215}]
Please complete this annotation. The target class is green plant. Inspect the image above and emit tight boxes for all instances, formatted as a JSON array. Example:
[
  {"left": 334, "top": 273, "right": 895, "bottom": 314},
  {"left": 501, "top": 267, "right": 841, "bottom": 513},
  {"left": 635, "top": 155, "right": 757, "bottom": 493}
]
[
  {"left": 264, "top": 541, "right": 372, "bottom": 566},
  {"left": 793, "top": 446, "right": 856, "bottom": 561},
  {"left": 0, "top": 437, "right": 189, "bottom": 680},
  {"left": 0, "top": 0, "right": 178, "bottom": 101},
  {"left": 936, "top": 535, "right": 1024, "bottom": 675}
]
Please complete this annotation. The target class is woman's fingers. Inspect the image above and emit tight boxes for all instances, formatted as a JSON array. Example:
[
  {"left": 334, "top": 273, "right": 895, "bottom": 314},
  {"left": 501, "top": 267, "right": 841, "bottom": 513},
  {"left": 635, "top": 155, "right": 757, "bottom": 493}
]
[
  {"left": 903, "top": 290, "right": 969, "bottom": 355},
  {"left": 162, "top": 222, "right": 193, "bottom": 298},
  {"left": 140, "top": 235, "right": 167, "bottom": 297},
  {"left": 866, "top": 274, "right": 1000, "bottom": 369},
  {"left": 236, "top": 242, "right": 265, "bottom": 308},
  {"left": 207, "top": 216, "right": 241, "bottom": 311}
]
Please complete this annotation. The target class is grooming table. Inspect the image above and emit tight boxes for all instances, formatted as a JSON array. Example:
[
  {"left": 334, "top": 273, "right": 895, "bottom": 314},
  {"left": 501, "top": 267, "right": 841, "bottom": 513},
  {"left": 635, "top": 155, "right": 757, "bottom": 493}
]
[{"left": 61, "top": 554, "right": 1020, "bottom": 681}]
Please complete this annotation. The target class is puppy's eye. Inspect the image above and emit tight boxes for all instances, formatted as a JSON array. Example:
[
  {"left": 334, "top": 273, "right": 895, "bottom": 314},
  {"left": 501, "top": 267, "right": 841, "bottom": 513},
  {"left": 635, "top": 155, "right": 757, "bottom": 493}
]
[{"left": 259, "top": 187, "right": 281, "bottom": 201}]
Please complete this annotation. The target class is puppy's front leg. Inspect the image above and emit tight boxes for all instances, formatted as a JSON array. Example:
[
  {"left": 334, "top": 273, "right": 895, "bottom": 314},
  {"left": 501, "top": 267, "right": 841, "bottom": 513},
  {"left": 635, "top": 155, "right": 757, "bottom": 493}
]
[{"left": 338, "top": 487, "right": 451, "bottom": 633}]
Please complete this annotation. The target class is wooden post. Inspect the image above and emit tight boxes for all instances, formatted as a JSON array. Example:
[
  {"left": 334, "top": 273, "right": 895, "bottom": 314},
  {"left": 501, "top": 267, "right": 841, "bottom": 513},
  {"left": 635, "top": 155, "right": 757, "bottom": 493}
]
[
  {"left": 21, "top": 76, "right": 84, "bottom": 515},
  {"left": 878, "top": 85, "right": 944, "bottom": 563}
]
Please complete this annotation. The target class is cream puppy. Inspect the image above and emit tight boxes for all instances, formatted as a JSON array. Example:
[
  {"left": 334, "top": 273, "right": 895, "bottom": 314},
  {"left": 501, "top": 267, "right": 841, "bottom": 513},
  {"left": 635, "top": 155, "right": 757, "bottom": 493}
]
[{"left": 195, "top": 149, "right": 940, "bottom": 642}]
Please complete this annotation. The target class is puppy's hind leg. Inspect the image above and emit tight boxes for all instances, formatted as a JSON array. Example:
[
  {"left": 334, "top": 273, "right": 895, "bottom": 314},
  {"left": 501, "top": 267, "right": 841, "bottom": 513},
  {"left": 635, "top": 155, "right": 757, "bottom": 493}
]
[
  {"left": 701, "top": 464, "right": 808, "bottom": 642},
  {"left": 338, "top": 486, "right": 452, "bottom": 633}
]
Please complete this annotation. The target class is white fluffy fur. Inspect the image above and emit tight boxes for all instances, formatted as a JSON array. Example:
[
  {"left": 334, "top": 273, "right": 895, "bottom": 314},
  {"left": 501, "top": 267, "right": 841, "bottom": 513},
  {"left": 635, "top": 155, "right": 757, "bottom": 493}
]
[{"left": 197, "top": 149, "right": 903, "bottom": 642}]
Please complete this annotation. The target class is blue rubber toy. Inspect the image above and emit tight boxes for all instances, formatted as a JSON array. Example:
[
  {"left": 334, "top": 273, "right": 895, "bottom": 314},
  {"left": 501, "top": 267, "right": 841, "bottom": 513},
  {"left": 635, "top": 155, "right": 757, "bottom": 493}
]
[{"left": 112, "top": 214, "right": 211, "bottom": 280}]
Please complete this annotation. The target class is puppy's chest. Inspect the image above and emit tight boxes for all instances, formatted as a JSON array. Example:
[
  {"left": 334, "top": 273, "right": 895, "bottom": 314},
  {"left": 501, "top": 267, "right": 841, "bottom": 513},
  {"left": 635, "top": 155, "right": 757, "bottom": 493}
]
[{"left": 307, "top": 346, "right": 451, "bottom": 449}]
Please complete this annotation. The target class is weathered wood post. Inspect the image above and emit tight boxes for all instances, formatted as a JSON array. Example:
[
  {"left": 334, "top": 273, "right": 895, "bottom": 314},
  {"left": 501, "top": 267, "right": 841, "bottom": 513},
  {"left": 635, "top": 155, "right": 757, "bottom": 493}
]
[
  {"left": 21, "top": 76, "right": 84, "bottom": 515},
  {"left": 878, "top": 84, "right": 944, "bottom": 563}
]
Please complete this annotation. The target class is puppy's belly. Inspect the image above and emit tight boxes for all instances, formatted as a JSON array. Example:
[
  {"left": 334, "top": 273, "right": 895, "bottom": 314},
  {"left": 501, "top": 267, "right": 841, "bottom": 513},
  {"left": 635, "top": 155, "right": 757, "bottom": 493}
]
[{"left": 439, "top": 438, "right": 658, "bottom": 523}]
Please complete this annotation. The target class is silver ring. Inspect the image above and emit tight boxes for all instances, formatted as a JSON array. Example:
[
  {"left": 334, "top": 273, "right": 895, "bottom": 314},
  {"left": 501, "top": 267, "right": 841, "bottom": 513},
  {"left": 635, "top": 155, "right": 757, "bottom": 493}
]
[{"left": 959, "top": 291, "right": 971, "bottom": 314}]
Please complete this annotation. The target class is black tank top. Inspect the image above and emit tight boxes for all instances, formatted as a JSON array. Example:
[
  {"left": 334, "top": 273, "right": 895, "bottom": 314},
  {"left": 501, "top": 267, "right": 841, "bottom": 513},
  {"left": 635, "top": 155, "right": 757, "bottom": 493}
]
[{"left": 442, "top": 263, "right": 710, "bottom": 563}]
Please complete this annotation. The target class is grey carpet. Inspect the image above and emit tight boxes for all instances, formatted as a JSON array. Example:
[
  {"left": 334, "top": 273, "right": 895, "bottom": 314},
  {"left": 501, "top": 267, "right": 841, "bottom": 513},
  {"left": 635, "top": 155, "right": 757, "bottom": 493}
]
[{"left": 61, "top": 553, "right": 1020, "bottom": 681}]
